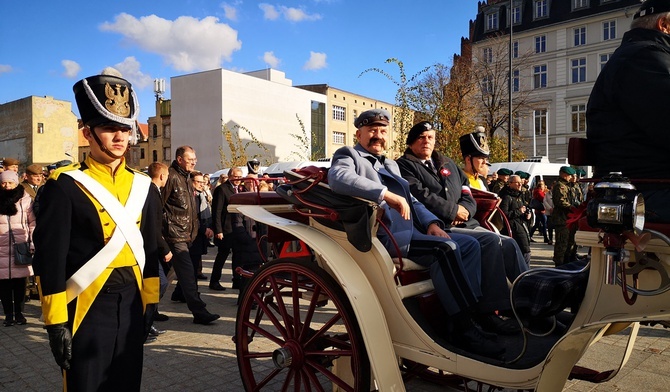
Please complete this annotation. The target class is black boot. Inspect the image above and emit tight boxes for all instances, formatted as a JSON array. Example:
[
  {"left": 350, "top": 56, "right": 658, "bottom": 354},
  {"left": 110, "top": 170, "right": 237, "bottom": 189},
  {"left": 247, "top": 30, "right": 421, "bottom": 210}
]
[{"left": 449, "top": 314, "right": 505, "bottom": 359}]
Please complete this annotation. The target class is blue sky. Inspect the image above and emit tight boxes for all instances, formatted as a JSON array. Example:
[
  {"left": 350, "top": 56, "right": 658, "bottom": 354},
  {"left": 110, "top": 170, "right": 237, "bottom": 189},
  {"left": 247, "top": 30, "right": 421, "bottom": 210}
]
[{"left": 1, "top": 0, "right": 480, "bottom": 121}]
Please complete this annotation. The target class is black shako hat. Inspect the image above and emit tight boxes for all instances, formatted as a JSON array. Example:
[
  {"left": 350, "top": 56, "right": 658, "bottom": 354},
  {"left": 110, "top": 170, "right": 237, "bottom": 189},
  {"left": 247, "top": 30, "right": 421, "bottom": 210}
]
[
  {"left": 406, "top": 121, "right": 434, "bottom": 145},
  {"left": 73, "top": 67, "right": 139, "bottom": 143},
  {"left": 459, "top": 127, "right": 490, "bottom": 158},
  {"left": 634, "top": 0, "right": 670, "bottom": 19},
  {"left": 354, "top": 108, "right": 390, "bottom": 128}
]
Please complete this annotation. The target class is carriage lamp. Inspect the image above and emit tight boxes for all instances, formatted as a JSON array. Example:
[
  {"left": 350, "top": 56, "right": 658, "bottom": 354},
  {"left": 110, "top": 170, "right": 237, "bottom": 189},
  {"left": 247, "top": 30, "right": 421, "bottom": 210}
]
[{"left": 586, "top": 172, "right": 645, "bottom": 235}]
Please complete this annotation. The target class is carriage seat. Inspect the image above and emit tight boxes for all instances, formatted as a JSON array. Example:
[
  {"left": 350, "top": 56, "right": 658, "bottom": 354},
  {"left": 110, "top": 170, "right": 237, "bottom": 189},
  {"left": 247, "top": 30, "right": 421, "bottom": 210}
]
[{"left": 229, "top": 190, "right": 288, "bottom": 205}]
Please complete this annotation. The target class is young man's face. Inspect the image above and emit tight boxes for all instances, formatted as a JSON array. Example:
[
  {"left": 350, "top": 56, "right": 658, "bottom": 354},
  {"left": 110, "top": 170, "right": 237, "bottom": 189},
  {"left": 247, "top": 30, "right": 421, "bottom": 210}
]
[{"left": 85, "top": 125, "right": 130, "bottom": 163}]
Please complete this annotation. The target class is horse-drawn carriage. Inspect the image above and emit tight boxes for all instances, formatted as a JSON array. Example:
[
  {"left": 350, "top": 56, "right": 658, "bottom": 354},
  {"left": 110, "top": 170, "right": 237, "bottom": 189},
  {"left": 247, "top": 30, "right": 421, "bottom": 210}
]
[{"left": 228, "top": 150, "right": 670, "bottom": 391}]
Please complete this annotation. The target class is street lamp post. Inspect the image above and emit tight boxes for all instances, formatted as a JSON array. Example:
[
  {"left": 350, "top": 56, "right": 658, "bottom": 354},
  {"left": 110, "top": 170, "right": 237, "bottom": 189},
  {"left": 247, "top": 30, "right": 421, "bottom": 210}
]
[{"left": 508, "top": 0, "right": 514, "bottom": 162}]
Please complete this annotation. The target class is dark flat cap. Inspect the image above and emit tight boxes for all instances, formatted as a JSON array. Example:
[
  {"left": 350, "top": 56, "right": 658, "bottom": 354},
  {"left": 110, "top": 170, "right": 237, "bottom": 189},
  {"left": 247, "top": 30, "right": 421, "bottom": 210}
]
[
  {"left": 560, "top": 166, "right": 577, "bottom": 175},
  {"left": 634, "top": 0, "right": 670, "bottom": 19},
  {"left": 2, "top": 157, "right": 19, "bottom": 167},
  {"left": 406, "top": 121, "right": 433, "bottom": 145},
  {"left": 354, "top": 109, "right": 390, "bottom": 128},
  {"left": 515, "top": 170, "right": 530, "bottom": 179},
  {"left": 26, "top": 164, "right": 43, "bottom": 175},
  {"left": 497, "top": 168, "right": 514, "bottom": 176}
]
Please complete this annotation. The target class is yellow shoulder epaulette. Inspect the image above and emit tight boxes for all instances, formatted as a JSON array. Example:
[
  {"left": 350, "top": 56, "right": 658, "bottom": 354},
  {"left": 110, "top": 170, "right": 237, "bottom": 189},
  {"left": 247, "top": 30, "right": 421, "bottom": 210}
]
[
  {"left": 127, "top": 166, "right": 149, "bottom": 177},
  {"left": 49, "top": 162, "right": 81, "bottom": 181}
]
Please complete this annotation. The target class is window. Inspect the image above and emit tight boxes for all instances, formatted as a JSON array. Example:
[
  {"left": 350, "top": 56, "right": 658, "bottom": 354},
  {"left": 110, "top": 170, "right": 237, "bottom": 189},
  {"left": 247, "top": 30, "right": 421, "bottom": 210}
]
[
  {"left": 533, "top": 64, "right": 547, "bottom": 89},
  {"left": 163, "top": 147, "right": 171, "bottom": 161},
  {"left": 332, "top": 105, "right": 346, "bottom": 121},
  {"left": 513, "top": 69, "right": 520, "bottom": 92},
  {"left": 535, "top": 35, "right": 546, "bottom": 53},
  {"left": 534, "top": 109, "right": 548, "bottom": 135},
  {"left": 571, "top": 58, "right": 587, "bottom": 83},
  {"left": 37, "top": 123, "right": 44, "bottom": 134},
  {"left": 571, "top": 104, "right": 586, "bottom": 133},
  {"left": 163, "top": 125, "right": 171, "bottom": 138},
  {"left": 152, "top": 150, "right": 158, "bottom": 162},
  {"left": 534, "top": 0, "right": 548, "bottom": 19},
  {"left": 574, "top": 27, "right": 586, "bottom": 46},
  {"left": 333, "top": 131, "right": 345, "bottom": 145},
  {"left": 152, "top": 124, "right": 158, "bottom": 138},
  {"left": 481, "top": 75, "right": 494, "bottom": 94},
  {"left": 600, "top": 53, "right": 612, "bottom": 70},
  {"left": 486, "top": 12, "right": 498, "bottom": 31},
  {"left": 513, "top": 40, "right": 519, "bottom": 58},
  {"left": 573, "top": 0, "right": 589, "bottom": 10},
  {"left": 483, "top": 47, "right": 493, "bottom": 63},
  {"left": 511, "top": 5, "right": 522, "bottom": 25},
  {"left": 140, "top": 148, "right": 145, "bottom": 159},
  {"left": 603, "top": 20, "right": 616, "bottom": 41}
]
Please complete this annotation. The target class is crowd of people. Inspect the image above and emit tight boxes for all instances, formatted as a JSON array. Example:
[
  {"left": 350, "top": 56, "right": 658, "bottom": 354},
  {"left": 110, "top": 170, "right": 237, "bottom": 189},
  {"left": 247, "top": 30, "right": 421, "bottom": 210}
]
[{"left": 4, "top": 1, "right": 669, "bottom": 388}]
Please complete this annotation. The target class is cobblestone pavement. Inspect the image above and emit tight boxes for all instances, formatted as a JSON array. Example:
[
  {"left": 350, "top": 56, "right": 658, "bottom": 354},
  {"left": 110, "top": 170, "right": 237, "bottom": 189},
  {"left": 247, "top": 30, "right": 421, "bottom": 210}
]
[{"left": 1, "top": 239, "right": 669, "bottom": 391}]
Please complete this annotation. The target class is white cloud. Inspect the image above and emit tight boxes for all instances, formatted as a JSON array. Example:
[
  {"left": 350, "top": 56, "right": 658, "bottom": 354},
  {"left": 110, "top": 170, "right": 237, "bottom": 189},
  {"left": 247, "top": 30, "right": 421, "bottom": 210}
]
[
  {"left": 259, "top": 3, "right": 321, "bottom": 22},
  {"left": 262, "top": 51, "right": 280, "bottom": 68},
  {"left": 222, "top": 3, "right": 238, "bottom": 21},
  {"left": 303, "top": 51, "right": 327, "bottom": 70},
  {"left": 61, "top": 60, "right": 81, "bottom": 78},
  {"left": 100, "top": 13, "right": 242, "bottom": 72},
  {"left": 259, "top": 4, "right": 280, "bottom": 20},
  {"left": 0, "top": 64, "right": 13, "bottom": 74},
  {"left": 113, "top": 56, "right": 153, "bottom": 89}
]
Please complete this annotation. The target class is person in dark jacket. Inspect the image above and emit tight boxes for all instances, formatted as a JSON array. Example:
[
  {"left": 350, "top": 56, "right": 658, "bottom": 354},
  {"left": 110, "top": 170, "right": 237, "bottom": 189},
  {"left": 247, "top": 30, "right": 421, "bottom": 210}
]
[
  {"left": 397, "top": 122, "right": 528, "bottom": 285},
  {"left": 499, "top": 175, "right": 532, "bottom": 265},
  {"left": 162, "top": 146, "right": 219, "bottom": 325},
  {"left": 210, "top": 167, "right": 243, "bottom": 291},
  {"left": 587, "top": 0, "right": 670, "bottom": 223},
  {"left": 489, "top": 168, "right": 511, "bottom": 194},
  {"left": 146, "top": 162, "right": 173, "bottom": 330}
]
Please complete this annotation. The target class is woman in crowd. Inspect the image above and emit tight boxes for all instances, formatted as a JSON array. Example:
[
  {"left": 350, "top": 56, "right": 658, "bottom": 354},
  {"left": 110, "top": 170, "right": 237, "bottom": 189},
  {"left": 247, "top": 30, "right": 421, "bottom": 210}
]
[
  {"left": 530, "top": 180, "right": 552, "bottom": 244},
  {"left": 0, "top": 170, "right": 35, "bottom": 326}
]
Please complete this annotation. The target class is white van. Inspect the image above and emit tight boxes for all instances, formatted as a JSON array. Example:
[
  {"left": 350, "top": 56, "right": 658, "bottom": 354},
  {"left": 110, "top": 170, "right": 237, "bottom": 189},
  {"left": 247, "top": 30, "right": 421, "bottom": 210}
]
[
  {"left": 489, "top": 157, "right": 582, "bottom": 189},
  {"left": 263, "top": 160, "right": 332, "bottom": 178}
]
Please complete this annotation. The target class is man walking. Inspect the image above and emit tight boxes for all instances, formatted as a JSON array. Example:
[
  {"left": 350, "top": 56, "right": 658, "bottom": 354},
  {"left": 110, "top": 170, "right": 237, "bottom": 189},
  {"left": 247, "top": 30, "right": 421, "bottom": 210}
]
[{"left": 162, "top": 146, "right": 219, "bottom": 325}]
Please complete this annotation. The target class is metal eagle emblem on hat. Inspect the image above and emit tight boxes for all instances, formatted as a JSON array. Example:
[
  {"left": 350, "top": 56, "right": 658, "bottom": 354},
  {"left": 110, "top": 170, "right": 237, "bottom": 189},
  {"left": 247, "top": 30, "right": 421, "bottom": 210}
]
[{"left": 104, "top": 83, "right": 131, "bottom": 117}]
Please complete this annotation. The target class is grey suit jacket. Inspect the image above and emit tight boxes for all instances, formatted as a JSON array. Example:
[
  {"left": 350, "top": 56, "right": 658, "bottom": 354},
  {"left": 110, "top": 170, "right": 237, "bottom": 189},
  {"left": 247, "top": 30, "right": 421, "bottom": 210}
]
[{"left": 328, "top": 144, "right": 442, "bottom": 258}]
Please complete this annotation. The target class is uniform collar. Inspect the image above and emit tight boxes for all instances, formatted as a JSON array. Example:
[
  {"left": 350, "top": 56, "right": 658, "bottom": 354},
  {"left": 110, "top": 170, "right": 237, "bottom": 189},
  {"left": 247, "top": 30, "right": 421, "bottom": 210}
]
[{"left": 84, "top": 155, "right": 127, "bottom": 178}]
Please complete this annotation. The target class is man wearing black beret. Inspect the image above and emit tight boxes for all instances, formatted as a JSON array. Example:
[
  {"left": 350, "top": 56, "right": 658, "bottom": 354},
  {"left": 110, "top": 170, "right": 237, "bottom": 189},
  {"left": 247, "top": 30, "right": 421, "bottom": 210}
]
[
  {"left": 587, "top": 0, "right": 670, "bottom": 223},
  {"left": 490, "top": 168, "right": 512, "bottom": 194},
  {"left": 397, "top": 121, "right": 529, "bottom": 333}
]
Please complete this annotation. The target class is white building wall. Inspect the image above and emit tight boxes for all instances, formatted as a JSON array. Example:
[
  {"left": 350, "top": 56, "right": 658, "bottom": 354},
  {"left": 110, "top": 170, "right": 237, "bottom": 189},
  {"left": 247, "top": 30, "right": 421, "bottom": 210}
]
[{"left": 171, "top": 68, "right": 326, "bottom": 173}]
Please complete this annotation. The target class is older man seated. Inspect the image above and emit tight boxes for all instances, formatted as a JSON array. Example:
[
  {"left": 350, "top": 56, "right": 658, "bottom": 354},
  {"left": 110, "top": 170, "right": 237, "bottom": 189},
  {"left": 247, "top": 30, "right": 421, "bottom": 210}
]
[{"left": 328, "top": 109, "right": 515, "bottom": 358}]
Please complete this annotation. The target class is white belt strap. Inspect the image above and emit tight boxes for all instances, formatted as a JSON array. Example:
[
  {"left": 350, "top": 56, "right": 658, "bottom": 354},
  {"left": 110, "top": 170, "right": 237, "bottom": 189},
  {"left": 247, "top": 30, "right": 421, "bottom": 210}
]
[{"left": 63, "top": 170, "right": 151, "bottom": 303}]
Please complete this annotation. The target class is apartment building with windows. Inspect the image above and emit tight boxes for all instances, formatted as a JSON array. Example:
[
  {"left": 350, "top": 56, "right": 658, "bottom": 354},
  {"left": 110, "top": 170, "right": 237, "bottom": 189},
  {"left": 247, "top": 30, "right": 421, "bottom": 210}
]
[
  {"left": 0, "top": 95, "right": 78, "bottom": 169},
  {"left": 469, "top": 0, "right": 640, "bottom": 161},
  {"left": 296, "top": 84, "right": 397, "bottom": 157}
]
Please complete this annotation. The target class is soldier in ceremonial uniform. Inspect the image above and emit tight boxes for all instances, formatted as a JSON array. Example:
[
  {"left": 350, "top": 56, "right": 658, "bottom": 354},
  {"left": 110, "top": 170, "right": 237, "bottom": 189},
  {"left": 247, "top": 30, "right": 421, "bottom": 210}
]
[
  {"left": 32, "top": 68, "right": 159, "bottom": 391},
  {"left": 551, "top": 166, "right": 576, "bottom": 267},
  {"left": 459, "top": 129, "right": 490, "bottom": 191},
  {"left": 489, "top": 168, "right": 512, "bottom": 194}
]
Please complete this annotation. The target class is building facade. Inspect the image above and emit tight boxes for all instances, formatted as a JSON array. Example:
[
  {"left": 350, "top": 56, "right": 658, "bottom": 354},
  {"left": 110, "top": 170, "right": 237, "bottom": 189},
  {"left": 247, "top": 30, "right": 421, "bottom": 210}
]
[
  {"left": 170, "top": 68, "right": 328, "bottom": 173},
  {"left": 147, "top": 98, "right": 172, "bottom": 167},
  {"left": 295, "top": 84, "right": 397, "bottom": 158},
  {"left": 0, "top": 95, "right": 79, "bottom": 170},
  {"left": 470, "top": 0, "right": 640, "bottom": 162}
]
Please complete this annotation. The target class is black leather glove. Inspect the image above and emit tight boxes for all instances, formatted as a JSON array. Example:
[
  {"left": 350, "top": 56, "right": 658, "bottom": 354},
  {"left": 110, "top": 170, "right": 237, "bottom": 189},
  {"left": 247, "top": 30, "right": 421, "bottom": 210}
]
[
  {"left": 45, "top": 323, "right": 72, "bottom": 370},
  {"left": 144, "top": 303, "right": 157, "bottom": 340}
]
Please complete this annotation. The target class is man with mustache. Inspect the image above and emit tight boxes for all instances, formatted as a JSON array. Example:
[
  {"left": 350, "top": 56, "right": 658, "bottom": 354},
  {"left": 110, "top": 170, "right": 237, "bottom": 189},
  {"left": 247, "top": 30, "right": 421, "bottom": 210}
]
[{"left": 328, "top": 109, "right": 506, "bottom": 358}]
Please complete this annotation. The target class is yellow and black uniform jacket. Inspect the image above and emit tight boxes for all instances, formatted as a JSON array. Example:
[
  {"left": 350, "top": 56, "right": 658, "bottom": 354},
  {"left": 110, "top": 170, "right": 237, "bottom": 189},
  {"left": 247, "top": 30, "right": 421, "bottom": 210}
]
[{"left": 32, "top": 156, "right": 160, "bottom": 335}]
